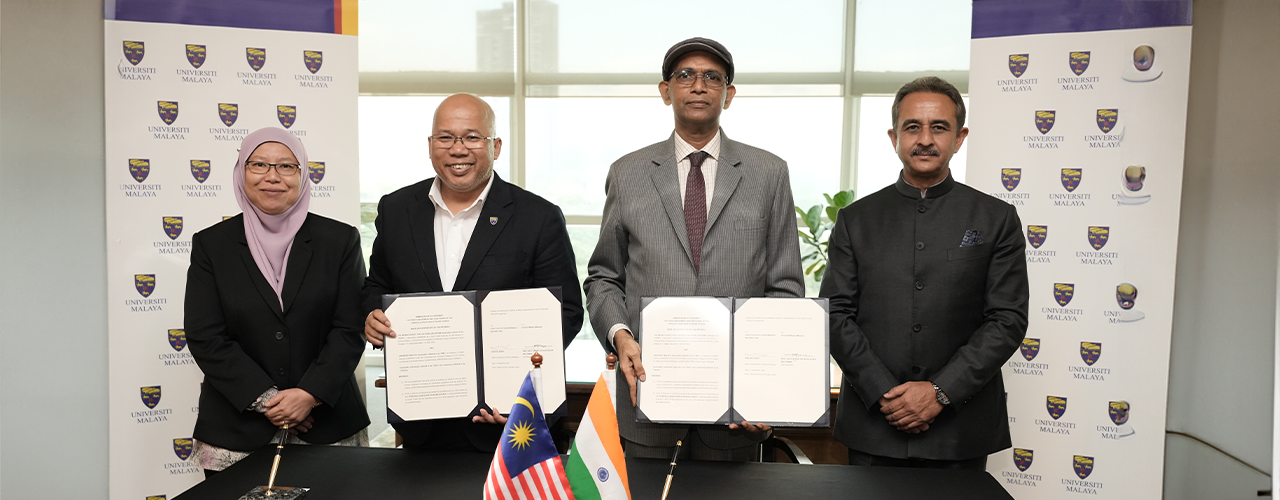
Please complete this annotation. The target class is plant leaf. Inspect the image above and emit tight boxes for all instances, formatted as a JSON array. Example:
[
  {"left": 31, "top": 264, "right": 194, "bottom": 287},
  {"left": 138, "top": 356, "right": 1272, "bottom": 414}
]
[
  {"left": 805, "top": 206, "right": 823, "bottom": 233},
  {"left": 833, "top": 190, "right": 855, "bottom": 208}
]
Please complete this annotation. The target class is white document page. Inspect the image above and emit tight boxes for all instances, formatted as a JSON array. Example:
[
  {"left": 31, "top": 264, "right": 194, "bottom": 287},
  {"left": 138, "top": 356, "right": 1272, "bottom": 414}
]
[
  {"left": 637, "top": 297, "right": 732, "bottom": 423},
  {"left": 480, "top": 288, "right": 566, "bottom": 415},
  {"left": 732, "top": 298, "right": 828, "bottom": 425},
  {"left": 383, "top": 294, "right": 478, "bottom": 420}
]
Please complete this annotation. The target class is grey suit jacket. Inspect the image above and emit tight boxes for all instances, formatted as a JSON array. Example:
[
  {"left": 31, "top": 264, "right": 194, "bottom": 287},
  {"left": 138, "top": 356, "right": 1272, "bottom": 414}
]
[{"left": 583, "top": 131, "right": 804, "bottom": 449}]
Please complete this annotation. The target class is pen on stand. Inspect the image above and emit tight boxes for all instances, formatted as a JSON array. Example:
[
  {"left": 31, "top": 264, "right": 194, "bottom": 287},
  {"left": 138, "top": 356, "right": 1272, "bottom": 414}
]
[
  {"left": 661, "top": 440, "right": 683, "bottom": 500},
  {"left": 264, "top": 424, "right": 288, "bottom": 497}
]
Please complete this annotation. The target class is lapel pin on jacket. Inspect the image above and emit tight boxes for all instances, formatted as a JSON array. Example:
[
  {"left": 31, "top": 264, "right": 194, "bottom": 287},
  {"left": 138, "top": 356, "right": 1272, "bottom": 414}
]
[{"left": 490, "top": 216, "right": 498, "bottom": 226}]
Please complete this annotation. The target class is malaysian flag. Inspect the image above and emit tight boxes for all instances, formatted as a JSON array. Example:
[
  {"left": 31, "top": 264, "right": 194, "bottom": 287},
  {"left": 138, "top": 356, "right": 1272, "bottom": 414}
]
[{"left": 484, "top": 372, "right": 575, "bottom": 500}]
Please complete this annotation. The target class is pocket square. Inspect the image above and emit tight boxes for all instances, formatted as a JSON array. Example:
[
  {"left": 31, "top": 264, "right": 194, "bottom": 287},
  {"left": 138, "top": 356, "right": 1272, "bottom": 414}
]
[{"left": 960, "top": 229, "right": 983, "bottom": 247}]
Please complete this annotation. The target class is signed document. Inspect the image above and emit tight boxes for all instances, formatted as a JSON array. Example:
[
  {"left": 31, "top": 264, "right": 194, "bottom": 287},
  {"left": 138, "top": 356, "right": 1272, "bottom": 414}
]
[
  {"left": 635, "top": 296, "right": 830, "bottom": 427},
  {"left": 480, "top": 288, "right": 565, "bottom": 416},
  {"left": 382, "top": 292, "right": 479, "bottom": 422}
]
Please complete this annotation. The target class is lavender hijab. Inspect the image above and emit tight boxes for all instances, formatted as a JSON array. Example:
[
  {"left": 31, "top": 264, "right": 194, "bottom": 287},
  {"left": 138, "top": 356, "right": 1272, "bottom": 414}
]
[{"left": 232, "top": 127, "right": 311, "bottom": 308}]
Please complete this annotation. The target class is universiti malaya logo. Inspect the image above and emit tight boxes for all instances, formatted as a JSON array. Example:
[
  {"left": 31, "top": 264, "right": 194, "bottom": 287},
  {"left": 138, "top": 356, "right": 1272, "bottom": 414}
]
[
  {"left": 218, "top": 103, "right": 238, "bottom": 127},
  {"left": 246, "top": 47, "right": 266, "bottom": 71},
  {"left": 1014, "top": 448, "right": 1034, "bottom": 472},
  {"left": 191, "top": 160, "right": 210, "bottom": 183},
  {"left": 135, "top": 274, "right": 156, "bottom": 297},
  {"left": 308, "top": 161, "right": 325, "bottom": 184},
  {"left": 1080, "top": 342, "right": 1102, "bottom": 366},
  {"left": 1019, "top": 338, "right": 1040, "bottom": 361},
  {"left": 157, "top": 101, "right": 179, "bottom": 125},
  {"left": 1001, "top": 168, "right": 1021, "bottom": 191},
  {"left": 1088, "top": 226, "right": 1110, "bottom": 250},
  {"left": 1109, "top": 401, "right": 1131, "bottom": 425},
  {"left": 129, "top": 159, "right": 150, "bottom": 183},
  {"left": 1046, "top": 396, "right": 1068, "bottom": 420},
  {"left": 140, "top": 385, "right": 161, "bottom": 409},
  {"left": 163, "top": 217, "right": 183, "bottom": 240},
  {"left": 1070, "top": 51, "right": 1091, "bottom": 76},
  {"left": 185, "top": 44, "right": 206, "bottom": 68},
  {"left": 168, "top": 329, "right": 187, "bottom": 352},
  {"left": 1008, "top": 54, "right": 1029, "bottom": 77},
  {"left": 1035, "top": 110, "right": 1055, "bottom": 134},
  {"left": 304, "top": 50, "right": 323, "bottom": 74},
  {"left": 123, "top": 41, "right": 145, "bottom": 65},
  {"left": 147, "top": 495, "right": 167, "bottom": 500},
  {"left": 1096, "top": 109, "right": 1118, "bottom": 133},
  {"left": 277, "top": 105, "right": 297, "bottom": 128},
  {"left": 1053, "top": 283, "right": 1074, "bottom": 306},
  {"left": 1027, "top": 225, "right": 1048, "bottom": 249},
  {"left": 1061, "top": 168, "right": 1082, "bottom": 192},
  {"left": 1073, "top": 455, "right": 1094, "bottom": 479},
  {"left": 173, "top": 438, "right": 193, "bottom": 461}
]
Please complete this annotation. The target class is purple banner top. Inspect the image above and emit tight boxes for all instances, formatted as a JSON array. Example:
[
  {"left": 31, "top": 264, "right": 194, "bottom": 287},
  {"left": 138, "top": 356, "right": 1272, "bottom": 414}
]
[
  {"left": 973, "top": 0, "right": 1192, "bottom": 39},
  {"left": 107, "top": 0, "right": 336, "bottom": 34}
]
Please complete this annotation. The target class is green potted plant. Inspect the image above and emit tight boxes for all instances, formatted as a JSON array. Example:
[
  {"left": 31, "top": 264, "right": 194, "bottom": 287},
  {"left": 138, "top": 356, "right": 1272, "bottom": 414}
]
[{"left": 796, "top": 190, "right": 855, "bottom": 282}]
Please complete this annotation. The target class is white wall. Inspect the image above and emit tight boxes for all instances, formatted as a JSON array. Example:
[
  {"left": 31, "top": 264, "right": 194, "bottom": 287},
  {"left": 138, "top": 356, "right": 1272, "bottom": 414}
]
[
  {"left": 1165, "top": 0, "right": 1278, "bottom": 497},
  {"left": 0, "top": 0, "right": 109, "bottom": 499}
]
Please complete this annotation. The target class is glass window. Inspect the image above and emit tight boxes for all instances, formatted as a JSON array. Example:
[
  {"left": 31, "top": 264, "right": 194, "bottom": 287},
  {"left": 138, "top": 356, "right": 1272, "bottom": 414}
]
[
  {"left": 359, "top": 0, "right": 515, "bottom": 73},
  {"left": 854, "top": 0, "right": 972, "bottom": 72}
]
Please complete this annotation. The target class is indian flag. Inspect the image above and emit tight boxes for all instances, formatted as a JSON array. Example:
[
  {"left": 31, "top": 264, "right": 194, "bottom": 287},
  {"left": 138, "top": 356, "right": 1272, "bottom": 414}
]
[{"left": 564, "top": 371, "right": 630, "bottom": 500}]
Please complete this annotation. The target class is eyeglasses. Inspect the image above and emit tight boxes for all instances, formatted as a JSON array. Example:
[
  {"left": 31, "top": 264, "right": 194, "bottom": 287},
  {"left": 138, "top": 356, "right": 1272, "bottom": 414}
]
[
  {"left": 432, "top": 134, "right": 496, "bottom": 149},
  {"left": 668, "top": 69, "right": 727, "bottom": 88},
  {"left": 245, "top": 161, "right": 301, "bottom": 176}
]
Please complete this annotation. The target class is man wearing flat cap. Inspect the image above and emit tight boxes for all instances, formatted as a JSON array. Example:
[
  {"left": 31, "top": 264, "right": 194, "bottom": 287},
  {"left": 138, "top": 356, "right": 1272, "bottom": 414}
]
[{"left": 584, "top": 37, "right": 804, "bottom": 461}]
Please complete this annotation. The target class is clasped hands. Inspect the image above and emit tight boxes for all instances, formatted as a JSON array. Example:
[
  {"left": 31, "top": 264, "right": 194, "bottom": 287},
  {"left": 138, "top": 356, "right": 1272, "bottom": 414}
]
[
  {"left": 263, "top": 388, "right": 321, "bottom": 435},
  {"left": 877, "top": 381, "right": 944, "bottom": 434},
  {"left": 367, "top": 309, "right": 509, "bottom": 426},
  {"left": 614, "top": 330, "right": 770, "bottom": 434}
]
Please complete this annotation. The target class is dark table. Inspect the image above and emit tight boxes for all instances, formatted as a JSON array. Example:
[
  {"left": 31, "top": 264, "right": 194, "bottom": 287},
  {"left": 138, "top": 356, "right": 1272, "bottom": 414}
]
[{"left": 174, "top": 445, "right": 1012, "bottom": 499}]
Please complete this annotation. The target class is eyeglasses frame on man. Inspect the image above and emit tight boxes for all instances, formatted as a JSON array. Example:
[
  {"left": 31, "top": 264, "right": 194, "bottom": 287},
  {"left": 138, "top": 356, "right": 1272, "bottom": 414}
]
[
  {"left": 668, "top": 69, "right": 728, "bottom": 89},
  {"left": 431, "top": 133, "right": 497, "bottom": 150}
]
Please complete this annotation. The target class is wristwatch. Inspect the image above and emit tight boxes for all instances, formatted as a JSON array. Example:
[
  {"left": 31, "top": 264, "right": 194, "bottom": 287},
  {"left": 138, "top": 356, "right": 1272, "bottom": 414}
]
[{"left": 932, "top": 382, "right": 951, "bottom": 406}]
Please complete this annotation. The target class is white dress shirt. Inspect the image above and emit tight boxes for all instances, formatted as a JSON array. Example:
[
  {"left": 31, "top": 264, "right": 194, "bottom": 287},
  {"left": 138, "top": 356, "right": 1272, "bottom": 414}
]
[
  {"left": 608, "top": 131, "right": 722, "bottom": 347},
  {"left": 428, "top": 175, "right": 496, "bottom": 291}
]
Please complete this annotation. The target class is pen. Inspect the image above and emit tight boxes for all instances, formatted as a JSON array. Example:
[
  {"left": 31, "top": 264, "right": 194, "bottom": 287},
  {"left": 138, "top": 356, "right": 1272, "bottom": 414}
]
[
  {"left": 660, "top": 440, "right": 683, "bottom": 500},
  {"left": 264, "top": 425, "right": 288, "bottom": 497}
]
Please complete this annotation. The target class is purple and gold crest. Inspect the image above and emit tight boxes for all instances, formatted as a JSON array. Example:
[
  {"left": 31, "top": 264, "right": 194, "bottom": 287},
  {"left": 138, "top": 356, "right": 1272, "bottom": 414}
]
[
  {"left": 1001, "top": 168, "right": 1021, "bottom": 191},
  {"left": 173, "top": 438, "right": 193, "bottom": 461},
  {"left": 1069, "top": 51, "right": 1091, "bottom": 76},
  {"left": 147, "top": 496, "right": 168, "bottom": 500},
  {"left": 277, "top": 105, "right": 296, "bottom": 129},
  {"left": 1080, "top": 342, "right": 1101, "bottom": 366},
  {"left": 308, "top": 161, "right": 325, "bottom": 184},
  {"left": 1097, "top": 109, "right": 1118, "bottom": 133},
  {"left": 304, "top": 50, "right": 323, "bottom": 74},
  {"left": 123, "top": 41, "right": 145, "bottom": 66},
  {"left": 140, "top": 385, "right": 161, "bottom": 409},
  {"left": 1109, "top": 401, "right": 1130, "bottom": 425},
  {"left": 218, "top": 103, "right": 238, "bottom": 127},
  {"left": 135, "top": 274, "right": 156, "bottom": 297},
  {"left": 1020, "top": 338, "right": 1040, "bottom": 361},
  {"left": 157, "top": 101, "right": 179, "bottom": 125},
  {"left": 1053, "top": 283, "right": 1074, "bottom": 307},
  {"left": 162, "top": 217, "right": 183, "bottom": 240},
  {"left": 129, "top": 159, "right": 151, "bottom": 183},
  {"left": 1014, "top": 448, "right": 1034, "bottom": 472},
  {"left": 185, "top": 44, "right": 206, "bottom": 69},
  {"left": 190, "top": 160, "right": 210, "bottom": 183},
  {"left": 1008, "top": 54, "right": 1029, "bottom": 78},
  {"left": 168, "top": 329, "right": 187, "bottom": 352},
  {"left": 1116, "top": 283, "right": 1138, "bottom": 309},
  {"left": 1035, "top": 110, "right": 1055, "bottom": 134},
  {"left": 1046, "top": 396, "right": 1068, "bottom": 420},
  {"left": 1073, "top": 455, "right": 1094, "bottom": 479},
  {"left": 246, "top": 47, "right": 266, "bottom": 71},
  {"left": 1061, "top": 168, "right": 1082, "bottom": 192},
  {"left": 1027, "top": 225, "right": 1047, "bottom": 249},
  {"left": 1088, "top": 226, "right": 1110, "bottom": 250}
]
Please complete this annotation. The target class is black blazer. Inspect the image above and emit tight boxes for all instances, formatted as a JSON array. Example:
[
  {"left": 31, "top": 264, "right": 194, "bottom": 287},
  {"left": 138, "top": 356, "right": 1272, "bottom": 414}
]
[
  {"left": 820, "top": 174, "right": 1029, "bottom": 461},
  {"left": 362, "top": 175, "right": 584, "bottom": 451},
  {"left": 185, "top": 213, "right": 370, "bottom": 451}
]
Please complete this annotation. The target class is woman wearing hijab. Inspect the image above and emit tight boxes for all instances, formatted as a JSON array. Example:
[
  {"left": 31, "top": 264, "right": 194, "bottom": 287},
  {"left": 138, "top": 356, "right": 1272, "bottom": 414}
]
[{"left": 185, "top": 127, "right": 369, "bottom": 477}]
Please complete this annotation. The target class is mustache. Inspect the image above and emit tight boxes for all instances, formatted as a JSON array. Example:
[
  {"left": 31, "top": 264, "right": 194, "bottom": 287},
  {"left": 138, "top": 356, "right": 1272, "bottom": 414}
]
[{"left": 910, "top": 146, "right": 940, "bottom": 157}]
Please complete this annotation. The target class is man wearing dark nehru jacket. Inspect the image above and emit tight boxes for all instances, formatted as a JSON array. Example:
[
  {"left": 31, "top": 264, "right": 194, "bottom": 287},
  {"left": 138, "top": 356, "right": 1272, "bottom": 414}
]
[
  {"left": 821, "top": 76, "right": 1028, "bottom": 469},
  {"left": 362, "top": 93, "right": 583, "bottom": 452},
  {"left": 584, "top": 37, "right": 804, "bottom": 461}
]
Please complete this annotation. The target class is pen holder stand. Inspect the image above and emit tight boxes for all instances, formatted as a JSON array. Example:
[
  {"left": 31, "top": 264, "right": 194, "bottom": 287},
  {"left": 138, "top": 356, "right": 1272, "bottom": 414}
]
[{"left": 238, "top": 486, "right": 310, "bottom": 500}]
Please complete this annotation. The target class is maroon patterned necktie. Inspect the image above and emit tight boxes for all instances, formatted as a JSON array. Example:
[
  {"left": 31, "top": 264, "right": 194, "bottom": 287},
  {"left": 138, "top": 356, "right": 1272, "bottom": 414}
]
[{"left": 684, "top": 151, "right": 710, "bottom": 274}]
